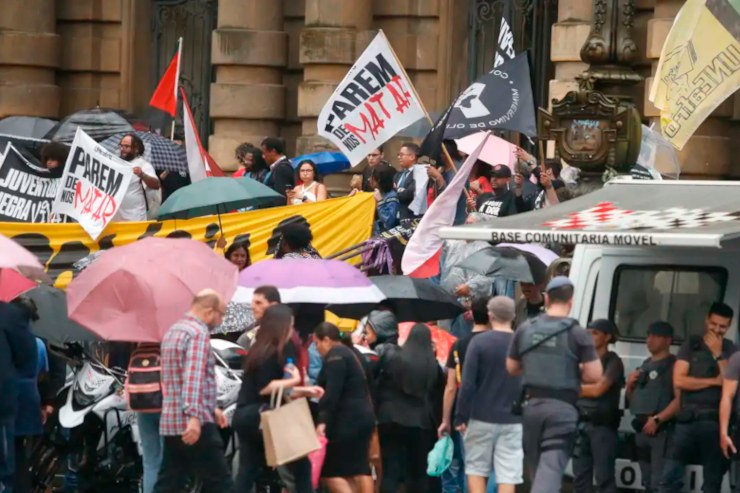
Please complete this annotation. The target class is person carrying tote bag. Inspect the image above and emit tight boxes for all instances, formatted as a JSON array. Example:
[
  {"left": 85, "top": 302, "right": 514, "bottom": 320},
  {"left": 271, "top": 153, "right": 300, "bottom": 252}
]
[{"left": 232, "top": 305, "right": 323, "bottom": 493}]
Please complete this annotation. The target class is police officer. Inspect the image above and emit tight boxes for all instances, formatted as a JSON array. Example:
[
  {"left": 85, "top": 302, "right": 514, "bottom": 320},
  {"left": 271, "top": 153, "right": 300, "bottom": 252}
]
[
  {"left": 573, "top": 319, "right": 624, "bottom": 493},
  {"left": 660, "top": 302, "right": 736, "bottom": 493},
  {"left": 626, "top": 321, "right": 679, "bottom": 493},
  {"left": 720, "top": 341, "right": 740, "bottom": 492},
  {"left": 507, "top": 277, "right": 603, "bottom": 493}
]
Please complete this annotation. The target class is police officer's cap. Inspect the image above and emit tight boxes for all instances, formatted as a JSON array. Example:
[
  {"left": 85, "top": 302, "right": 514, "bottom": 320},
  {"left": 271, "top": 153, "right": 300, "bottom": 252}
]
[
  {"left": 545, "top": 276, "right": 573, "bottom": 292},
  {"left": 587, "top": 319, "right": 619, "bottom": 342},
  {"left": 647, "top": 321, "right": 674, "bottom": 338}
]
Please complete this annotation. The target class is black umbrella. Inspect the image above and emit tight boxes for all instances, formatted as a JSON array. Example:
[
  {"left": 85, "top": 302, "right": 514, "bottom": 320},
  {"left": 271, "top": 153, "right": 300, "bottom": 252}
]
[
  {"left": 24, "top": 285, "right": 99, "bottom": 345},
  {"left": 457, "top": 246, "right": 548, "bottom": 284},
  {"left": 44, "top": 108, "right": 135, "bottom": 143},
  {"left": 328, "top": 275, "right": 465, "bottom": 322},
  {"left": 0, "top": 116, "right": 57, "bottom": 139}
]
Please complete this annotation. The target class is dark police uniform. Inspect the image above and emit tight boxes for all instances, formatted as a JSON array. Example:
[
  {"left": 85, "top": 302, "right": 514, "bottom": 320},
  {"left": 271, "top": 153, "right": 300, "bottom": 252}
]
[
  {"left": 573, "top": 319, "right": 624, "bottom": 493},
  {"left": 723, "top": 352, "right": 740, "bottom": 493},
  {"left": 508, "top": 309, "right": 598, "bottom": 493},
  {"left": 659, "top": 336, "right": 735, "bottom": 493},
  {"left": 630, "top": 350, "right": 676, "bottom": 493}
]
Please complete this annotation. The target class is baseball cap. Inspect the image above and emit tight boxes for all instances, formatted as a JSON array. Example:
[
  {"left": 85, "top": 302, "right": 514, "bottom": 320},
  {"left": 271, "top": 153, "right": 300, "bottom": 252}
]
[
  {"left": 491, "top": 164, "right": 512, "bottom": 178},
  {"left": 546, "top": 276, "right": 573, "bottom": 292},
  {"left": 647, "top": 321, "right": 674, "bottom": 337},
  {"left": 588, "top": 319, "right": 619, "bottom": 341}
]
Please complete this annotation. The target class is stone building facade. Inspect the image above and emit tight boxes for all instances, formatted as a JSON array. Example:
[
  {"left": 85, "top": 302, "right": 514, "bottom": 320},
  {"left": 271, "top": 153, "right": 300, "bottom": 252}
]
[{"left": 0, "top": 0, "right": 737, "bottom": 178}]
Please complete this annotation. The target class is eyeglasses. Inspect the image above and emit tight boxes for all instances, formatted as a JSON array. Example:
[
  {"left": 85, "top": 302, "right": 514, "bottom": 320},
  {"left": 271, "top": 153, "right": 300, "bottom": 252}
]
[{"left": 299, "top": 169, "right": 313, "bottom": 173}]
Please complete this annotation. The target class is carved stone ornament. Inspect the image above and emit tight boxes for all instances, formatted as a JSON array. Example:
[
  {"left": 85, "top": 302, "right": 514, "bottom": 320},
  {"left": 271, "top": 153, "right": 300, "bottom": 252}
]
[
  {"left": 538, "top": 89, "right": 642, "bottom": 172},
  {"left": 579, "top": 0, "right": 641, "bottom": 84}
]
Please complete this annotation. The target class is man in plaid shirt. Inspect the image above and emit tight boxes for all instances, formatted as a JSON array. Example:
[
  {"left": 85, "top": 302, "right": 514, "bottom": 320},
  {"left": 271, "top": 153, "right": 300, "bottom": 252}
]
[{"left": 153, "top": 290, "right": 234, "bottom": 493}]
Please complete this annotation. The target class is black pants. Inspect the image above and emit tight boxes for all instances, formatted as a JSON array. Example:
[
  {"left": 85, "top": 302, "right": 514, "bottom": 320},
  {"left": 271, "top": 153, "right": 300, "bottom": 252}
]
[
  {"left": 233, "top": 406, "right": 312, "bottom": 493},
  {"left": 152, "top": 423, "right": 234, "bottom": 493},
  {"left": 14, "top": 436, "right": 32, "bottom": 493},
  {"left": 378, "top": 423, "right": 435, "bottom": 493},
  {"left": 659, "top": 420, "right": 728, "bottom": 493}
]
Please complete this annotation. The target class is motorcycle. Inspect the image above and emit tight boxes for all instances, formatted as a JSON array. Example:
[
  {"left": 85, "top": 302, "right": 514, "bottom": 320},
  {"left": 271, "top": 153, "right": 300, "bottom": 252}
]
[{"left": 30, "top": 340, "right": 244, "bottom": 493}]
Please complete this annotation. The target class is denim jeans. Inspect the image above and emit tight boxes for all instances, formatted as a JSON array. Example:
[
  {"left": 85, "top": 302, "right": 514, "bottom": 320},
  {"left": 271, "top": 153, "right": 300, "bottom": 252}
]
[
  {"left": 137, "top": 412, "right": 163, "bottom": 493},
  {"left": 442, "top": 431, "right": 466, "bottom": 493}
]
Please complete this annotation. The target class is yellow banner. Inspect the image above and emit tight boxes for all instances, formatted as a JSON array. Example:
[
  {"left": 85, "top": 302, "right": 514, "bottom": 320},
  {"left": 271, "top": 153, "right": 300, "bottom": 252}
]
[
  {"left": 649, "top": 0, "right": 740, "bottom": 150},
  {"left": 1, "top": 193, "right": 375, "bottom": 289}
]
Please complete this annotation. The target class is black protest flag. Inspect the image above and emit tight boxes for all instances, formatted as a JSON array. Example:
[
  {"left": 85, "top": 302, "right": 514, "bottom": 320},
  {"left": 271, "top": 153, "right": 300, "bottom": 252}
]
[
  {"left": 0, "top": 143, "right": 59, "bottom": 223},
  {"left": 494, "top": 2, "right": 516, "bottom": 68},
  {"left": 420, "top": 52, "right": 537, "bottom": 161}
]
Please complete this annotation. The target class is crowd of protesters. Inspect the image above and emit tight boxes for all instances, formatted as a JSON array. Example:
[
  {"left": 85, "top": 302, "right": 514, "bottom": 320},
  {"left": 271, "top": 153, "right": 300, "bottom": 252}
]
[{"left": 0, "top": 134, "right": 608, "bottom": 493}]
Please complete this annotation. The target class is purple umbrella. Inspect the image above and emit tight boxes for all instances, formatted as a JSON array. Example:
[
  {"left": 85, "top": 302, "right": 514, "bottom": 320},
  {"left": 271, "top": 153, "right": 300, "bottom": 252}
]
[{"left": 234, "top": 259, "right": 386, "bottom": 305}]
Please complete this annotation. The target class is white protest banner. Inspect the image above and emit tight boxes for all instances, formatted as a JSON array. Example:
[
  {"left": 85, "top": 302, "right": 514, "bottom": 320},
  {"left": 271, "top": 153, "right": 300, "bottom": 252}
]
[
  {"left": 318, "top": 30, "right": 427, "bottom": 166},
  {"left": 0, "top": 143, "right": 60, "bottom": 223},
  {"left": 52, "top": 128, "right": 133, "bottom": 239}
]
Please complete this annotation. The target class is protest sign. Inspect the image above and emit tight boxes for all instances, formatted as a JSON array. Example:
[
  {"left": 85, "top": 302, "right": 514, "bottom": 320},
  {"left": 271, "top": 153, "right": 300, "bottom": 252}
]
[
  {"left": 318, "top": 30, "right": 427, "bottom": 166},
  {"left": 0, "top": 143, "right": 60, "bottom": 223},
  {"left": 3, "top": 192, "right": 376, "bottom": 289},
  {"left": 52, "top": 128, "right": 133, "bottom": 239},
  {"left": 420, "top": 53, "right": 536, "bottom": 161}
]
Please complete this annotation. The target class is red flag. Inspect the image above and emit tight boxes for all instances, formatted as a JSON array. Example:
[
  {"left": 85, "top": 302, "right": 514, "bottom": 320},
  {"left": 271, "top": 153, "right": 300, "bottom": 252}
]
[{"left": 149, "top": 41, "right": 181, "bottom": 116}]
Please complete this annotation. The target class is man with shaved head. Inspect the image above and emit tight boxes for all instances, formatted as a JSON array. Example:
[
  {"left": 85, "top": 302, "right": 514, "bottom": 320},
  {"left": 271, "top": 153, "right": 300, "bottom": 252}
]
[{"left": 153, "top": 289, "right": 234, "bottom": 492}]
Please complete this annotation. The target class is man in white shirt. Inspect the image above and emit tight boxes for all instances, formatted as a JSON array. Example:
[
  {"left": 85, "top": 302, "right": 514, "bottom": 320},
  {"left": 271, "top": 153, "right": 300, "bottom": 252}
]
[{"left": 115, "top": 134, "right": 160, "bottom": 221}]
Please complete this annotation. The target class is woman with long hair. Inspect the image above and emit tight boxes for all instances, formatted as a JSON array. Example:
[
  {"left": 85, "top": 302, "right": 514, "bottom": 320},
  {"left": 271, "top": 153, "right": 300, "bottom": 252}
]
[
  {"left": 376, "top": 323, "right": 444, "bottom": 493},
  {"left": 313, "top": 323, "right": 375, "bottom": 493},
  {"left": 224, "top": 242, "right": 251, "bottom": 271},
  {"left": 289, "top": 160, "right": 328, "bottom": 205},
  {"left": 233, "top": 305, "right": 322, "bottom": 493}
]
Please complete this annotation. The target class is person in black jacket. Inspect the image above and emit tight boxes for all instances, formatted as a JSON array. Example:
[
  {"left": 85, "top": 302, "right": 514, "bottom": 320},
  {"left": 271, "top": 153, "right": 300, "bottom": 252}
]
[
  {"left": 314, "top": 323, "right": 375, "bottom": 493},
  {"left": 375, "top": 323, "right": 444, "bottom": 493},
  {"left": 233, "top": 305, "right": 323, "bottom": 493},
  {"left": 393, "top": 143, "right": 422, "bottom": 220},
  {"left": 261, "top": 137, "right": 295, "bottom": 197},
  {"left": 0, "top": 301, "right": 38, "bottom": 492}
]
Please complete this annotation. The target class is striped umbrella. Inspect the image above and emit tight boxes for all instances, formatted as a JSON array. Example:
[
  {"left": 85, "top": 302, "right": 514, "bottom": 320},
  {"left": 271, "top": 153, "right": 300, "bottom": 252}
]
[{"left": 100, "top": 131, "right": 187, "bottom": 173}]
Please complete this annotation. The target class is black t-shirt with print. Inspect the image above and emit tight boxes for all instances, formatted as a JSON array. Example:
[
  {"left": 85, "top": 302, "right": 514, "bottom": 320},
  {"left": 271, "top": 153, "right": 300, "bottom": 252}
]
[{"left": 476, "top": 190, "right": 518, "bottom": 218}]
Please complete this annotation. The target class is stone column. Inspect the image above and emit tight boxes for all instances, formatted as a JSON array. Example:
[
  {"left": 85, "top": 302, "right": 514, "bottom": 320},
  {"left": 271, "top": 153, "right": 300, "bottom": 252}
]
[
  {"left": 549, "top": 1, "right": 593, "bottom": 109},
  {"left": 56, "top": 0, "right": 125, "bottom": 116},
  {"left": 282, "top": 0, "right": 306, "bottom": 156},
  {"left": 0, "top": 0, "right": 59, "bottom": 118},
  {"left": 645, "top": 0, "right": 734, "bottom": 178},
  {"left": 372, "top": 0, "right": 445, "bottom": 159},
  {"left": 209, "top": 0, "right": 288, "bottom": 172},
  {"left": 296, "top": 0, "right": 373, "bottom": 155}
]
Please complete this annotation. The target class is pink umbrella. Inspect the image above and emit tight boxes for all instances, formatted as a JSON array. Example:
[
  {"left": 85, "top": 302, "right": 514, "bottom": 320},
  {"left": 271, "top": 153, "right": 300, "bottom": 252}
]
[
  {"left": 67, "top": 237, "right": 238, "bottom": 342},
  {"left": 0, "top": 233, "right": 49, "bottom": 282},
  {"left": 455, "top": 132, "right": 516, "bottom": 170},
  {"left": 0, "top": 269, "right": 37, "bottom": 302}
]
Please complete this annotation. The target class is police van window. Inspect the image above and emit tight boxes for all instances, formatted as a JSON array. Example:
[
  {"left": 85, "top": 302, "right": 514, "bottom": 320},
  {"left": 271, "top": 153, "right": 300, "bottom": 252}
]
[{"left": 609, "top": 266, "right": 727, "bottom": 342}]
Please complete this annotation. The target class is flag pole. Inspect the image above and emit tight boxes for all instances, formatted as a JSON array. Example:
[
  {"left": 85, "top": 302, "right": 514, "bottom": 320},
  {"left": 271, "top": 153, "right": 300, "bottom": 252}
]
[
  {"left": 170, "top": 37, "right": 183, "bottom": 141},
  {"left": 382, "top": 30, "right": 461, "bottom": 176}
]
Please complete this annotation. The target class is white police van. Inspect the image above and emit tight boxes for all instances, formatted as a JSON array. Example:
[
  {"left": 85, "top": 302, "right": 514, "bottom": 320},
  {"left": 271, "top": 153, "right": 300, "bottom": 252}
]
[{"left": 441, "top": 178, "right": 740, "bottom": 492}]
